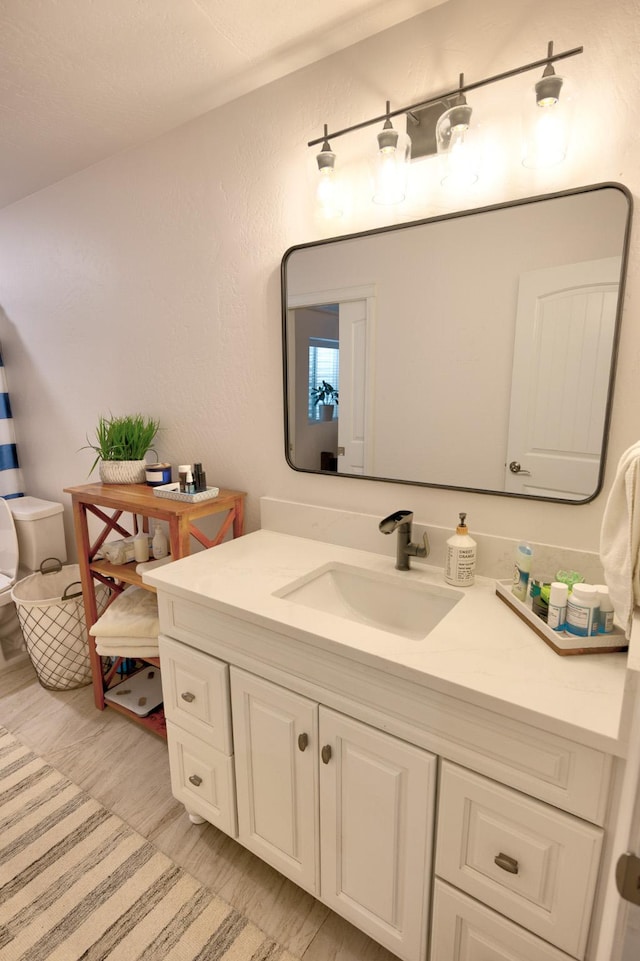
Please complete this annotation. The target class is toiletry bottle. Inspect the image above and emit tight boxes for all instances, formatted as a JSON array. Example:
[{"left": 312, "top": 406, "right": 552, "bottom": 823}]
[
  {"left": 193, "top": 463, "right": 207, "bottom": 492},
  {"left": 444, "top": 513, "right": 476, "bottom": 587},
  {"left": 152, "top": 523, "right": 169, "bottom": 560},
  {"left": 512, "top": 542, "right": 533, "bottom": 601},
  {"left": 178, "top": 465, "right": 190, "bottom": 494},
  {"left": 547, "top": 582, "right": 568, "bottom": 630},
  {"left": 531, "top": 580, "right": 552, "bottom": 622},
  {"left": 594, "top": 584, "right": 614, "bottom": 634},
  {"left": 566, "top": 583, "right": 599, "bottom": 637}
]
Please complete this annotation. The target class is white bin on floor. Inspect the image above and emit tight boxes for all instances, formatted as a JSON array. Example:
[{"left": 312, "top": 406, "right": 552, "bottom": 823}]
[{"left": 11, "top": 560, "right": 108, "bottom": 691}]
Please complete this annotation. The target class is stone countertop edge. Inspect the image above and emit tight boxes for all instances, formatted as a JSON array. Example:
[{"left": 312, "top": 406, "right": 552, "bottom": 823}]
[{"left": 144, "top": 529, "right": 629, "bottom": 754}]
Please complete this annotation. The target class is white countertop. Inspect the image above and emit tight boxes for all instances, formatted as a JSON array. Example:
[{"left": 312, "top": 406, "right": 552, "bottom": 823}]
[{"left": 144, "top": 529, "right": 630, "bottom": 753}]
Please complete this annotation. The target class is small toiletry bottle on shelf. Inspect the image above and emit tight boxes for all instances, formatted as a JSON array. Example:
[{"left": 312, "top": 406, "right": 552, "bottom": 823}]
[
  {"left": 152, "top": 523, "right": 169, "bottom": 560},
  {"left": 193, "top": 463, "right": 207, "bottom": 492},
  {"left": 444, "top": 513, "right": 476, "bottom": 587},
  {"left": 594, "top": 585, "right": 614, "bottom": 634},
  {"left": 178, "top": 465, "right": 190, "bottom": 494},
  {"left": 566, "top": 583, "right": 599, "bottom": 636},
  {"left": 547, "top": 582, "right": 568, "bottom": 630},
  {"left": 512, "top": 542, "right": 533, "bottom": 601}
]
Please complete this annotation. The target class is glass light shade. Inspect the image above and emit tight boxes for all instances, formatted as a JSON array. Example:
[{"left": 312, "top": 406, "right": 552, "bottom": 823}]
[
  {"left": 522, "top": 75, "right": 570, "bottom": 168},
  {"left": 435, "top": 103, "right": 480, "bottom": 187},
  {"left": 315, "top": 146, "right": 343, "bottom": 219},
  {"left": 371, "top": 126, "right": 411, "bottom": 205}
]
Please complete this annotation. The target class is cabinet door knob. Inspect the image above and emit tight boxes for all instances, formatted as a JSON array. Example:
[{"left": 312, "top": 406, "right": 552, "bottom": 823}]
[
  {"left": 188, "top": 774, "right": 203, "bottom": 787},
  {"left": 181, "top": 691, "right": 196, "bottom": 703},
  {"left": 321, "top": 744, "right": 332, "bottom": 764},
  {"left": 298, "top": 732, "right": 309, "bottom": 752},
  {"left": 494, "top": 852, "right": 519, "bottom": 874}
]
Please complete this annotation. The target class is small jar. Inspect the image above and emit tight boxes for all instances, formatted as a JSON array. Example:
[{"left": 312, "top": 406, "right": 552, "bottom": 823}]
[{"left": 566, "top": 584, "right": 599, "bottom": 637}]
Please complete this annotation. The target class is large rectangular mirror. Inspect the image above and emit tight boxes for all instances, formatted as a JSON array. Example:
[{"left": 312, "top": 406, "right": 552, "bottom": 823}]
[{"left": 282, "top": 183, "right": 631, "bottom": 502}]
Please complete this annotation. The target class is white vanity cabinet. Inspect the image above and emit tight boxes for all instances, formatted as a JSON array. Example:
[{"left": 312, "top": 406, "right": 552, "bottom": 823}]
[
  {"left": 230, "top": 666, "right": 437, "bottom": 961},
  {"left": 150, "top": 538, "right": 622, "bottom": 961}
]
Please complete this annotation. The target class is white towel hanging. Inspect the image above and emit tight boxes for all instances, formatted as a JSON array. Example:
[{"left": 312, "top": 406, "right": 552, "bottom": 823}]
[{"left": 600, "top": 440, "right": 640, "bottom": 639}]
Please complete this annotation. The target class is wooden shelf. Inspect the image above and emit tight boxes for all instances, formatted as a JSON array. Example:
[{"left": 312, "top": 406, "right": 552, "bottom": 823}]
[
  {"left": 65, "top": 481, "right": 247, "bottom": 736},
  {"left": 89, "top": 558, "right": 150, "bottom": 591}
]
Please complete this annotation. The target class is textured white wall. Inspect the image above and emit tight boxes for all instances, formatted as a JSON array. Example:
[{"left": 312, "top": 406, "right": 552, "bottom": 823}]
[{"left": 0, "top": 0, "right": 638, "bottom": 557}]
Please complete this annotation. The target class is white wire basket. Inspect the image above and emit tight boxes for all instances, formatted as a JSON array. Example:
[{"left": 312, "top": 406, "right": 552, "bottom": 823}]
[{"left": 11, "top": 559, "right": 109, "bottom": 690}]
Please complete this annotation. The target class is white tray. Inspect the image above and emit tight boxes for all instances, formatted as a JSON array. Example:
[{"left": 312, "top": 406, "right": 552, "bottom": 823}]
[
  {"left": 495, "top": 579, "right": 628, "bottom": 656},
  {"left": 152, "top": 483, "right": 220, "bottom": 503}
]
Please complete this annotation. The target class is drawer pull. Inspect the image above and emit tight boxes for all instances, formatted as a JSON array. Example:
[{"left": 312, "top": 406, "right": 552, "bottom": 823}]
[
  {"left": 494, "top": 852, "right": 519, "bottom": 875},
  {"left": 188, "top": 774, "right": 203, "bottom": 787},
  {"left": 298, "top": 732, "right": 309, "bottom": 752},
  {"left": 181, "top": 692, "right": 196, "bottom": 703},
  {"left": 321, "top": 744, "right": 332, "bottom": 764}
]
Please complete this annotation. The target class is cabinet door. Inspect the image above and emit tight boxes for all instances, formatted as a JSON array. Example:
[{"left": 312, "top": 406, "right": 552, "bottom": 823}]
[
  {"left": 230, "top": 668, "right": 319, "bottom": 894},
  {"left": 431, "top": 880, "right": 575, "bottom": 961},
  {"left": 160, "top": 635, "right": 232, "bottom": 752},
  {"left": 166, "top": 720, "right": 237, "bottom": 837},
  {"left": 319, "top": 706, "right": 436, "bottom": 961}
]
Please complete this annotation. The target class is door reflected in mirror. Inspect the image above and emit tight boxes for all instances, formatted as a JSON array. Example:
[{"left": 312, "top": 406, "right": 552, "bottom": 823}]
[{"left": 282, "top": 183, "right": 631, "bottom": 503}]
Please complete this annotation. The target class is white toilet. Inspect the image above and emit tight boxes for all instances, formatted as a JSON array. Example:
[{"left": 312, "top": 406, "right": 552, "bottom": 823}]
[{"left": 0, "top": 496, "right": 67, "bottom": 669}]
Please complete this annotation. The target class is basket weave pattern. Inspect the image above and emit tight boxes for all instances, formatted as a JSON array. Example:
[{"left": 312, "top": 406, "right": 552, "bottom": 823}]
[
  {"left": 13, "top": 567, "right": 109, "bottom": 691},
  {"left": 99, "top": 460, "right": 146, "bottom": 484}
]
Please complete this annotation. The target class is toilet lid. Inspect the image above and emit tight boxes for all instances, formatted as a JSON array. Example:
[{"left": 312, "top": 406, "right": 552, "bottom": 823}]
[{"left": 0, "top": 497, "right": 18, "bottom": 589}]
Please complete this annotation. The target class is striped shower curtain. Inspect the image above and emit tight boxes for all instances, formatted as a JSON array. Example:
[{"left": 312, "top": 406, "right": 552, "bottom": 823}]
[{"left": 0, "top": 348, "right": 24, "bottom": 499}]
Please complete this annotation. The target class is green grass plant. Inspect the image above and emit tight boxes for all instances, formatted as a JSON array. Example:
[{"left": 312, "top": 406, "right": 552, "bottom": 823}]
[{"left": 84, "top": 413, "right": 160, "bottom": 474}]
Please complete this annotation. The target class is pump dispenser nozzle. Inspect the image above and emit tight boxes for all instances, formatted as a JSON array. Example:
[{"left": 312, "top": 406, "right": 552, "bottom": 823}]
[{"left": 457, "top": 512, "right": 468, "bottom": 533}]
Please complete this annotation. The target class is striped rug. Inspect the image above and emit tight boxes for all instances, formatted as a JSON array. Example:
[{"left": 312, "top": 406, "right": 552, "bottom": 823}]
[{"left": 0, "top": 727, "right": 299, "bottom": 961}]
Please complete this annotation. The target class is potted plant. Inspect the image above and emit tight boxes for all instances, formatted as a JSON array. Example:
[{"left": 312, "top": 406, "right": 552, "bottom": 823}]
[
  {"left": 311, "top": 381, "right": 339, "bottom": 422},
  {"left": 84, "top": 413, "right": 160, "bottom": 484}
]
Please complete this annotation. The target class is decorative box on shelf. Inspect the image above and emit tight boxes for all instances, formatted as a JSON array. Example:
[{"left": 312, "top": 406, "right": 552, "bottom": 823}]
[
  {"left": 495, "top": 579, "right": 628, "bottom": 656},
  {"left": 153, "top": 483, "right": 220, "bottom": 503}
]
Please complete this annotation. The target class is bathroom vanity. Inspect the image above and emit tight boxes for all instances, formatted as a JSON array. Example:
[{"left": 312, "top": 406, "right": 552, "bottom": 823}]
[{"left": 144, "top": 527, "right": 633, "bottom": 961}]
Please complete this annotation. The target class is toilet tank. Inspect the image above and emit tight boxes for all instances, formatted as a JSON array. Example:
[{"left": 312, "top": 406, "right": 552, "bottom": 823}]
[{"left": 8, "top": 497, "right": 67, "bottom": 572}]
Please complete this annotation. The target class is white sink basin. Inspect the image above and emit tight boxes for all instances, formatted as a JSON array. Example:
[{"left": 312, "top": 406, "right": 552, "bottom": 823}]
[{"left": 274, "top": 562, "right": 462, "bottom": 639}]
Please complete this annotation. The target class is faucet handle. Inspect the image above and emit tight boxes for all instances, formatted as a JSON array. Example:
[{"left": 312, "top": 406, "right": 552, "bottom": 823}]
[{"left": 379, "top": 510, "right": 414, "bottom": 533}]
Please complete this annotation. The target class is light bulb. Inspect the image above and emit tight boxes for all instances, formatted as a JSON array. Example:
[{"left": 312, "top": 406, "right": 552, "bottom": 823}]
[
  {"left": 371, "top": 105, "right": 410, "bottom": 205},
  {"left": 522, "top": 94, "right": 568, "bottom": 168},
  {"left": 522, "top": 43, "right": 570, "bottom": 168},
  {"left": 315, "top": 129, "right": 343, "bottom": 218},
  {"left": 436, "top": 95, "right": 480, "bottom": 187}
]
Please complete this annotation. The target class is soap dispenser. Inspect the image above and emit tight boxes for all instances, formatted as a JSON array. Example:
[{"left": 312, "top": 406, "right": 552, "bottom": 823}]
[{"left": 445, "top": 513, "right": 476, "bottom": 587}]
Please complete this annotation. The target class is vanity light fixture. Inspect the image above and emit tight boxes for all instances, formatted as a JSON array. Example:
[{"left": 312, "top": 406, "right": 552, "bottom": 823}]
[
  {"left": 308, "top": 41, "right": 582, "bottom": 211},
  {"left": 522, "top": 42, "right": 570, "bottom": 168},
  {"left": 435, "top": 74, "right": 480, "bottom": 187},
  {"left": 315, "top": 124, "right": 343, "bottom": 219},
  {"left": 371, "top": 102, "right": 411, "bottom": 205}
]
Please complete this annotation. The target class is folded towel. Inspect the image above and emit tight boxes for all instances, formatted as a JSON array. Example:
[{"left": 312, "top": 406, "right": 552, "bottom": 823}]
[
  {"left": 95, "top": 638, "right": 159, "bottom": 658},
  {"left": 600, "top": 440, "right": 640, "bottom": 638},
  {"left": 92, "top": 586, "right": 159, "bottom": 639}
]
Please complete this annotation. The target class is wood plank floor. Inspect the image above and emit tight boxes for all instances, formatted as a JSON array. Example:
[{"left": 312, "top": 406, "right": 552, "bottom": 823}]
[{"left": 0, "top": 659, "right": 399, "bottom": 961}]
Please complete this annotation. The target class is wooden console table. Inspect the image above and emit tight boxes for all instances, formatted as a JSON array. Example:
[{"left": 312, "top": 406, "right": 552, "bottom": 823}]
[{"left": 64, "top": 482, "right": 246, "bottom": 738}]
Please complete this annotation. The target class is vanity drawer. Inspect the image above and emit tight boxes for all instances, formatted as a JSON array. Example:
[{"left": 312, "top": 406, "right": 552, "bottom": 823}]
[
  {"left": 436, "top": 762, "right": 602, "bottom": 959},
  {"left": 159, "top": 634, "right": 232, "bottom": 752},
  {"left": 166, "top": 721, "right": 237, "bottom": 837},
  {"left": 431, "top": 881, "right": 575, "bottom": 961}
]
